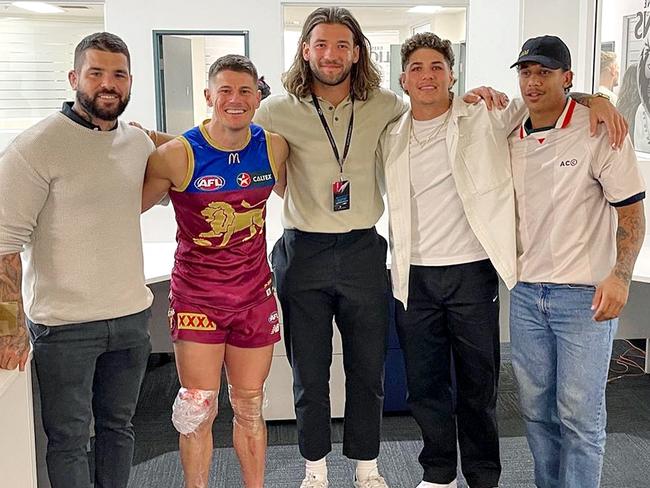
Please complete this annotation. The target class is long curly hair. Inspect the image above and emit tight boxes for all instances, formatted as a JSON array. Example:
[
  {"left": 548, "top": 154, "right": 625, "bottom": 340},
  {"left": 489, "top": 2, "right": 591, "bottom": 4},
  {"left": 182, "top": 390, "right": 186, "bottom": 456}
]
[{"left": 282, "top": 7, "right": 381, "bottom": 101}]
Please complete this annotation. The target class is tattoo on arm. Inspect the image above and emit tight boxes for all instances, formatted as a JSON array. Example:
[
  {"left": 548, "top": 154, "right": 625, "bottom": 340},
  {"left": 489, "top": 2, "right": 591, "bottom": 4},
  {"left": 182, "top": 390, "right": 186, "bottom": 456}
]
[
  {"left": 569, "top": 92, "right": 591, "bottom": 107},
  {"left": 0, "top": 253, "right": 29, "bottom": 350},
  {"left": 0, "top": 253, "right": 21, "bottom": 301},
  {"left": 614, "top": 203, "right": 646, "bottom": 283}
]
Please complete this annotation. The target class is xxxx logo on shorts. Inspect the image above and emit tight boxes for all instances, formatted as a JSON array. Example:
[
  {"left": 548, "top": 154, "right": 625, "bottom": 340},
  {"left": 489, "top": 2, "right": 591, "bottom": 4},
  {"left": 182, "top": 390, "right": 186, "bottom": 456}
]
[{"left": 177, "top": 312, "right": 217, "bottom": 331}]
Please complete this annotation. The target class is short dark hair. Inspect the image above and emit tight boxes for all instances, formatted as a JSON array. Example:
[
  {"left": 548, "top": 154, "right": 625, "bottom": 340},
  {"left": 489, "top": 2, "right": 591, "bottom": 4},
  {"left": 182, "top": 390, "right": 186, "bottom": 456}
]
[
  {"left": 208, "top": 54, "right": 258, "bottom": 84},
  {"left": 401, "top": 32, "right": 455, "bottom": 71},
  {"left": 74, "top": 32, "right": 131, "bottom": 71}
]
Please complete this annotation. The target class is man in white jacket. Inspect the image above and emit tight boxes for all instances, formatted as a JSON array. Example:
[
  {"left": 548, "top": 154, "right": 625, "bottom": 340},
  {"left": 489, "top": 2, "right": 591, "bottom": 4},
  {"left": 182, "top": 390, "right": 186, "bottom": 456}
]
[{"left": 378, "top": 32, "right": 627, "bottom": 488}]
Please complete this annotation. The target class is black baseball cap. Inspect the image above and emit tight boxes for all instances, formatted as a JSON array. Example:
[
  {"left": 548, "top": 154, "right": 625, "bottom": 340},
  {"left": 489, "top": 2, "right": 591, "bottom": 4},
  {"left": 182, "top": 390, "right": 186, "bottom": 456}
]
[{"left": 510, "top": 35, "right": 571, "bottom": 70}]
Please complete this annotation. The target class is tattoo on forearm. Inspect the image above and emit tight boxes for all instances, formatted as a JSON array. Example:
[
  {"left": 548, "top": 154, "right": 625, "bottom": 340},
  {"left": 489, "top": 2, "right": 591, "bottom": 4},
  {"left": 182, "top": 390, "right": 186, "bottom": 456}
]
[
  {"left": 0, "top": 253, "right": 21, "bottom": 301},
  {"left": 614, "top": 204, "right": 646, "bottom": 282},
  {"left": 570, "top": 92, "right": 591, "bottom": 107},
  {"left": 0, "top": 253, "right": 28, "bottom": 349}
]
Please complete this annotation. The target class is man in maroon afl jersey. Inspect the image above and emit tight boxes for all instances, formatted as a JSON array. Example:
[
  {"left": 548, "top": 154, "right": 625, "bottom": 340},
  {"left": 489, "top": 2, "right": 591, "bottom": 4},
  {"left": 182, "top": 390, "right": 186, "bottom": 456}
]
[{"left": 142, "top": 55, "right": 288, "bottom": 488}]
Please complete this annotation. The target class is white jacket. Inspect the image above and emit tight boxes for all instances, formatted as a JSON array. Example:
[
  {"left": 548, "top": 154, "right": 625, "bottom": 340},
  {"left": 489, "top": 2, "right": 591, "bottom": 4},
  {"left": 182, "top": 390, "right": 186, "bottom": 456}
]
[{"left": 379, "top": 97, "right": 525, "bottom": 306}]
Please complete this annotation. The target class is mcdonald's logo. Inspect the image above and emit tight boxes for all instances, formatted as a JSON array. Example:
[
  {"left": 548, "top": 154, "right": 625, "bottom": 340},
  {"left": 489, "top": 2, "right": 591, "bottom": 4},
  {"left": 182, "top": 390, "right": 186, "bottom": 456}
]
[{"left": 228, "top": 153, "right": 241, "bottom": 165}]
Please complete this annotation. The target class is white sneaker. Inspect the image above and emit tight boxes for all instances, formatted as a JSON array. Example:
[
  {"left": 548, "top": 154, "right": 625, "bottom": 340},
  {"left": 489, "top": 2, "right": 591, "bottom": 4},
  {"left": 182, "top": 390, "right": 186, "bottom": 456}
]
[
  {"left": 300, "top": 472, "right": 328, "bottom": 488},
  {"left": 354, "top": 474, "right": 390, "bottom": 487}
]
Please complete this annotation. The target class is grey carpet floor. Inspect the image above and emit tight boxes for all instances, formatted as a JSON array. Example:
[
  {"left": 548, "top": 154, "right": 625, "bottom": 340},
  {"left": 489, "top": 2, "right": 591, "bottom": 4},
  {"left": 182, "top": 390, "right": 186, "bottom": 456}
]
[
  {"left": 128, "top": 434, "right": 650, "bottom": 488},
  {"left": 126, "top": 342, "right": 650, "bottom": 487}
]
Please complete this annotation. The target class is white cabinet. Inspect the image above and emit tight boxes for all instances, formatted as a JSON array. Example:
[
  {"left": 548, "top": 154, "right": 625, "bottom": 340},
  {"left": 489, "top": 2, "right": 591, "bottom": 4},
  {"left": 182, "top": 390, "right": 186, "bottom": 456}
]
[{"left": 0, "top": 359, "right": 37, "bottom": 488}]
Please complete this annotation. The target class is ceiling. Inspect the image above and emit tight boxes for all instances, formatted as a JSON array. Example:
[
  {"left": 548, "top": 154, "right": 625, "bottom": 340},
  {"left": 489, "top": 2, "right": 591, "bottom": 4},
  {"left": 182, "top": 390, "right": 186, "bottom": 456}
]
[
  {"left": 0, "top": 2, "right": 104, "bottom": 19},
  {"left": 283, "top": 5, "right": 466, "bottom": 29}
]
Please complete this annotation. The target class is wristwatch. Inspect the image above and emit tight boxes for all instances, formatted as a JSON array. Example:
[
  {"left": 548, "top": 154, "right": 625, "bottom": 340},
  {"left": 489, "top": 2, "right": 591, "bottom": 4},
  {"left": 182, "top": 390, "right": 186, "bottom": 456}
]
[{"left": 593, "top": 92, "right": 611, "bottom": 101}]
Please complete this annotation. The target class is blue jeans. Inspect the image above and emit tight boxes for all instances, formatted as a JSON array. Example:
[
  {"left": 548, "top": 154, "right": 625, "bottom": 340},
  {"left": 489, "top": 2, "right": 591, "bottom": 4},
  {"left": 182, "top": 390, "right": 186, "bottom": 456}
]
[
  {"left": 28, "top": 309, "right": 152, "bottom": 488},
  {"left": 509, "top": 283, "right": 616, "bottom": 488}
]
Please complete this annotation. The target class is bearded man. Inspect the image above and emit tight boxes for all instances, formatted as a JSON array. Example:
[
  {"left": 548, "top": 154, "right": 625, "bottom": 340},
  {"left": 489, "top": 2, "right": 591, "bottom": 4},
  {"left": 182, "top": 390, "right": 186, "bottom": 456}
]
[{"left": 0, "top": 32, "right": 155, "bottom": 488}]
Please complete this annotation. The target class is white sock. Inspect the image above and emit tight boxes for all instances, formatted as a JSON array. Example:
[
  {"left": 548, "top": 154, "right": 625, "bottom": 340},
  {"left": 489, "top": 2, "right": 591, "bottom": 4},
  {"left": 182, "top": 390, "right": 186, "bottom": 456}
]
[
  {"left": 355, "top": 458, "right": 379, "bottom": 481},
  {"left": 416, "top": 480, "right": 458, "bottom": 488},
  {"left": 305, "top": 457, "right": 327, "bottom": 480}
]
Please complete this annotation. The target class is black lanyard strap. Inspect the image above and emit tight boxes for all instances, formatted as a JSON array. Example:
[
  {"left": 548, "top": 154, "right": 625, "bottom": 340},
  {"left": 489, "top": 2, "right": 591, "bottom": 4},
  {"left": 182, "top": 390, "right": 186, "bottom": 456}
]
[{"left": 311, "top": 93, "right": 354, "bottom": 173}]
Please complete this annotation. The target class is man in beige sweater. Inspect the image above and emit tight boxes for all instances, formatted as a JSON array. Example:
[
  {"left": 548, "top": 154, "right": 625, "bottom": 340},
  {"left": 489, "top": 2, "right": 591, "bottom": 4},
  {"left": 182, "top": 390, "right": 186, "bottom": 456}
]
[{"left": 0, "top": 32, "right": 154, "bottom": 488}]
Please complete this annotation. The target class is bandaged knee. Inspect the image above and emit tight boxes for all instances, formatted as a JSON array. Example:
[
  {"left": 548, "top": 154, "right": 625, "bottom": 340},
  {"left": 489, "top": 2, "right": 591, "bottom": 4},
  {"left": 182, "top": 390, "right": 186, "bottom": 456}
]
[
  {"left": 171, "top": 387, "right": 218, "bottom": 435},
  {"left": 228, "top": 385, "right": 265, "bottom": 437}
]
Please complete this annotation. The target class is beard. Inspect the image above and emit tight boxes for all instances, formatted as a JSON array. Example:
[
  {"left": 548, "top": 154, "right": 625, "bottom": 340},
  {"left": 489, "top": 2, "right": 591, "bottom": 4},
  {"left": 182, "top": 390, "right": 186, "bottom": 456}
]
[
  {"left": 76, "top": 88, "right": 130, "bottom": 122},
  {"left": 310, "top": 59, "right": 354, "bottom": 87}
]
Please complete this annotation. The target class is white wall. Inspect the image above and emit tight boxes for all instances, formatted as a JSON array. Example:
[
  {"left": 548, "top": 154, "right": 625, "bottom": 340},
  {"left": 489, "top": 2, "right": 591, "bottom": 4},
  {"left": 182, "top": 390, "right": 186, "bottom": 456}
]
[
  {"left": 439, "top": 12, "right": 466, "bottom": 43},
  {"left": 520, "top": 0, "right": 597, "bottom": 92},
  {"left": 465, "top": 0, "right": 522, "bottom": 97},
  {"left": 466, "top": 0, "right": 600, "bottom": 97}
]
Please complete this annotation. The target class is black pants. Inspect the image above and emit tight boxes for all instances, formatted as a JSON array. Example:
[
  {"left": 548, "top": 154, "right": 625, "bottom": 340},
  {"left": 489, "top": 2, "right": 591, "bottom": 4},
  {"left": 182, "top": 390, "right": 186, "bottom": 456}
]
[
  {"left": 272, "top": 228, "right": 390, "bottom": 461},
  {"left": 28, "top": 309, "right": 151, "bottom": 488},
  {"left": 395, "top": 261, "right": 501, "bottom": 488}
]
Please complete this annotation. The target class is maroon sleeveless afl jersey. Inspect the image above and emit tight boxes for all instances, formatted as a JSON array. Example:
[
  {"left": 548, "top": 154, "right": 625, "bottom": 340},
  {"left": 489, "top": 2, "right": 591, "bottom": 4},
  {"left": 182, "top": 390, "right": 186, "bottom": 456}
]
[{"left": 169, "top": 122, "right": 277, "bottom": 311}]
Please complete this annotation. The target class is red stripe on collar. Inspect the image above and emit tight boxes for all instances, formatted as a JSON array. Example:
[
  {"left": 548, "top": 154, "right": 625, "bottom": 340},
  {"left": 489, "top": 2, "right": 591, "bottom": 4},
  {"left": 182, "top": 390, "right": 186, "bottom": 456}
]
[{"left": 557, "top": 98, "right": 577, "bottom": 129}]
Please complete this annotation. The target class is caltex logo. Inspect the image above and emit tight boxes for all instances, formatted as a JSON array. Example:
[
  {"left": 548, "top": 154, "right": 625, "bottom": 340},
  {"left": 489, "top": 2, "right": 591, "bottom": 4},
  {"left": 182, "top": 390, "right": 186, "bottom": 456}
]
[{"left": 237, "top": 172, "right": 252, "bottom": 187}]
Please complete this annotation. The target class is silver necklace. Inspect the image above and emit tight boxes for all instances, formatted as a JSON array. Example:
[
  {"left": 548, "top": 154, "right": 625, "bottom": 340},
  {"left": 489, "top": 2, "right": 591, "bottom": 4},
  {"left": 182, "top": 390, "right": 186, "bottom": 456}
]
[{"left": 410, "top": 110, "right": 451, "bottom": 148}]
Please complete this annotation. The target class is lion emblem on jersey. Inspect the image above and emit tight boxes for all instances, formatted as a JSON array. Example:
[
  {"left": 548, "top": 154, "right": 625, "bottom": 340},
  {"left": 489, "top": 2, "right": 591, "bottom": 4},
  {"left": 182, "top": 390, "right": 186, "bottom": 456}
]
[{"left": 193, "top": 199, "right": 266, "bottom": 247}]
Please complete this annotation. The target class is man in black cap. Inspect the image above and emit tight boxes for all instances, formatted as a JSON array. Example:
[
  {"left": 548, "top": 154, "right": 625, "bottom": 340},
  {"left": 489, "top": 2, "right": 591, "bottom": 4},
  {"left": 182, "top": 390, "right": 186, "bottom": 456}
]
[{"left": 508, "top": 35, "right": 646, "bottom": 488}]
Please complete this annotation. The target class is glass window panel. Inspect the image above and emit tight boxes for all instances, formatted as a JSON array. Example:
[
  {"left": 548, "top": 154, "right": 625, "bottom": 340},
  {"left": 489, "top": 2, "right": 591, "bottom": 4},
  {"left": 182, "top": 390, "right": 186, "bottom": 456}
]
[
  {"left": 0, "top": 3, "right": 103, "bottom": 151},
  {"left": 598, "top": 0, "right": 650, "bottom": 153}
]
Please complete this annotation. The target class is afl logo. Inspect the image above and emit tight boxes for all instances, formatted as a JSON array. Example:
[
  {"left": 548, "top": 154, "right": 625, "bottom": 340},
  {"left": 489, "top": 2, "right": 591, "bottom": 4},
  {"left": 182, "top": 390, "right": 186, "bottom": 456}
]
[
  {"left": 237, "top": 172, "right": 252, "bottom": 188},
  {"left": 268, "top": 311, "right": 279, "bottom": 324},
  {"left": 195, "top": 175, "right": 225, "bottom": 191}
]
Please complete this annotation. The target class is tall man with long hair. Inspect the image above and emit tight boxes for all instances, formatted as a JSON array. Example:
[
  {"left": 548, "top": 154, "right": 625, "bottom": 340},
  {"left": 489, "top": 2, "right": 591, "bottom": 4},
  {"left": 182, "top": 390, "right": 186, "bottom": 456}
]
[{"left": 254, "top": 7, "right": 405, "bottom": 488}]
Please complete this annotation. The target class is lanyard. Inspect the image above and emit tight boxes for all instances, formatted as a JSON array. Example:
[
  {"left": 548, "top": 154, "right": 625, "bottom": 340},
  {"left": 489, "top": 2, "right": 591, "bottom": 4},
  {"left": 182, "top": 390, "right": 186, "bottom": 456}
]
[{"left": 311, "top": 93, "right": 354, "bottom": 175}]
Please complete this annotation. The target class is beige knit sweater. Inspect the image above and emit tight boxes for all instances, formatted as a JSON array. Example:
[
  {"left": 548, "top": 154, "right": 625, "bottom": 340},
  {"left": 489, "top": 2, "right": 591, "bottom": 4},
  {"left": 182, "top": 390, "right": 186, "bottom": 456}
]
[{"left": 0, "top": 113, "right": 154, "bottom": 325}]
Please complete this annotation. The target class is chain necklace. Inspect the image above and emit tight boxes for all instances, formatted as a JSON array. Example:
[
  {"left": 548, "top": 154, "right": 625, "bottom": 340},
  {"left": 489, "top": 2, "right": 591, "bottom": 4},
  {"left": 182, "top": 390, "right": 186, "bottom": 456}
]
[{"left": 410, "top": 109, "right": 451, "bottom": 148}]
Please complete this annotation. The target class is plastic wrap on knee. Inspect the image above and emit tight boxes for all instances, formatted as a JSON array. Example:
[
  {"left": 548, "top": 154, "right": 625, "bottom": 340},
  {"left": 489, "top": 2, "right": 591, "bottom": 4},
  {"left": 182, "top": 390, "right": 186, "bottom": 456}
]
[
  {"left": 171, "top": 387, "right": 218, "bottom": 436},
  {"left": 228, "top": 385, "right": 265, "bottom": 437}
]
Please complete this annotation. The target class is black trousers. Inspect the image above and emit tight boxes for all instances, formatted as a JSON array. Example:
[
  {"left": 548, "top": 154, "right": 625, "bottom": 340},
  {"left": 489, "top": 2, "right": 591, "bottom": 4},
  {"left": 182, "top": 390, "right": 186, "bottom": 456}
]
[
  {"left": 395, "top": 260, "right": 501, "bottom": 488},
  {"left": 272, "top": 228, "right": 390, "bottom": 461}
]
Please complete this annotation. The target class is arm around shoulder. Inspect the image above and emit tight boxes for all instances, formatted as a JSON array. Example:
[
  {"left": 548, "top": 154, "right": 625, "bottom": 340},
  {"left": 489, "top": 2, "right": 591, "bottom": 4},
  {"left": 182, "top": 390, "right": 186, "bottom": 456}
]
[
  {"left": 253, "top": 99, "right": 273, "bottom": 131},
  {"left": 142, "top": 139, "right": 189, "bottom": 212},
  {"left": 268, "top": 132, "right": 288, "bottom": 197}
]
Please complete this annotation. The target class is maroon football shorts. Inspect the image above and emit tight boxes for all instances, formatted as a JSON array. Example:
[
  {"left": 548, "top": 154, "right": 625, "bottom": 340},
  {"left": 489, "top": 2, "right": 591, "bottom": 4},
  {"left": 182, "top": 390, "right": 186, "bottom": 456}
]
[{"left": 168, "top": 295, "right": 281, "bottom": 348}]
